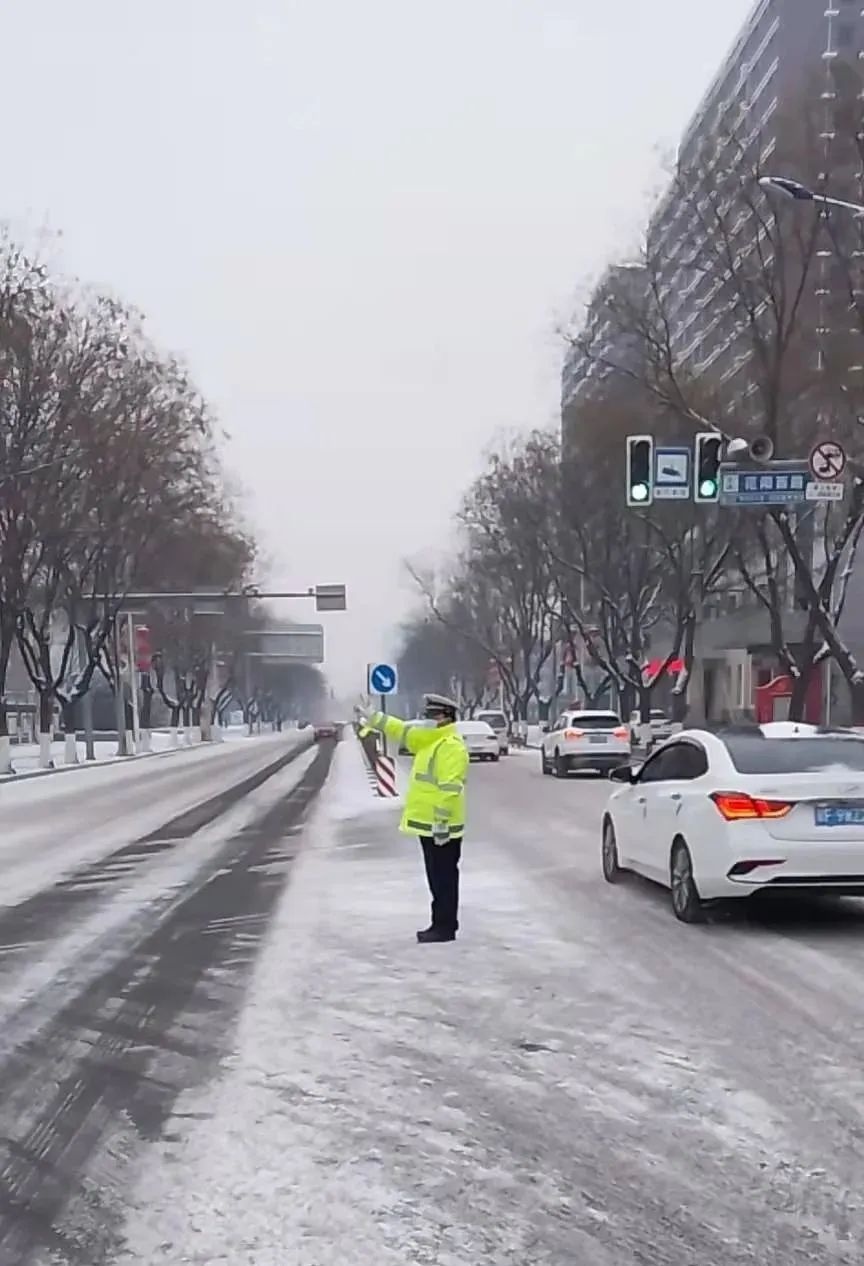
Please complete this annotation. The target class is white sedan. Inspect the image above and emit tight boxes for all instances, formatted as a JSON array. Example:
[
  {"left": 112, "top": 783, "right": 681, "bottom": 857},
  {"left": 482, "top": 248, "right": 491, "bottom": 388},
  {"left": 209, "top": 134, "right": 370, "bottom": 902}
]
[
  {"left": 601, "top": 728, "right": 864, "bottom": 923},
  {"left": 457, "top": 720, "right": 500, "bottom": 762}
]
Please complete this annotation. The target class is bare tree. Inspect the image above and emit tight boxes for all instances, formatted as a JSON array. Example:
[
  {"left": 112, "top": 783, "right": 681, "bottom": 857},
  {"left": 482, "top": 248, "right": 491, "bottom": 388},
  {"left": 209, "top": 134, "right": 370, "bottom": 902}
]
[
  {"left": 550, "top": 383, "right": 733, "bottom": 722},
  {"left": 397, "top": 613, "right": 490, "bottom": 714},
  {"left": 406, "top": 433, "right": 559, "bottom": 722},
  {"left": 6, "top": 278, "right": 252, "bottom": 765},
  {"left": 137, "top": 512, "right": 255, "bottom": 743}
]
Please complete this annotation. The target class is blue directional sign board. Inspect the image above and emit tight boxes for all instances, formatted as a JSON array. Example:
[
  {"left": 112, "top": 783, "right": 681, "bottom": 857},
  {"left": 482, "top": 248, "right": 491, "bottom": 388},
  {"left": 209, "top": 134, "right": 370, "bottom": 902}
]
[
  {"left": 654, "top": 446, "right": 690, "bottom": 500},
  {"left": 719, "top": 462, "right": 810, "bottom": 507},
  {"left": 368, "top": 662, "right": 398, "bottom": 695}
]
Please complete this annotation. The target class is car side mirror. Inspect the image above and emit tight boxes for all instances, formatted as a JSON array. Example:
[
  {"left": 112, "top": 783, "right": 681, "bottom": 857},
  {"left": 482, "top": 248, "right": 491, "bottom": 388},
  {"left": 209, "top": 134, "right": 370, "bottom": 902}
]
[{"left": 609, "top": 764, "right": 634, "bottom": 784}]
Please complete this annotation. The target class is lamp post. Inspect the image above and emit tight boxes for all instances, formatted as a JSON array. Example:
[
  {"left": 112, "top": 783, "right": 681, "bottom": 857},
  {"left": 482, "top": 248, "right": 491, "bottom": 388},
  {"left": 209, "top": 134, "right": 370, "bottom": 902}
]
[{"left": 759, "top": 175, "right": 864, "bottom": 217}]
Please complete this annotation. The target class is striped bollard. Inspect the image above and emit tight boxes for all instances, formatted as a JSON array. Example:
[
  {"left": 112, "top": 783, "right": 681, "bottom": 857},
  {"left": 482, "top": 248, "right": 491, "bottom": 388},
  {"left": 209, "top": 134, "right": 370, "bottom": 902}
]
[{"left": 375, "top": 754, "right": 398, "bottom": 798}]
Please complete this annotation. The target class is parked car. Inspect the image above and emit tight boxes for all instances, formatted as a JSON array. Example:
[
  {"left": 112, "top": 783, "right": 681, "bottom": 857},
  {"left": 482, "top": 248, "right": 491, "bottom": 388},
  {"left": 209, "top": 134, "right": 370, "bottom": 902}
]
[
  {"left": 629, "top": 709, "right": 681, "bottom": 749},
  {"left": 542, "top": 710, "right": 631, "bottom": 777},
  {"left": 456, "top": 720, "right": 500, "bottom": 762},
  {"left": 602, "top": 727, "right": 864, "bottom": 922},
  {"left": 475, "top": 709, "right": 509, "bottom": 755}
]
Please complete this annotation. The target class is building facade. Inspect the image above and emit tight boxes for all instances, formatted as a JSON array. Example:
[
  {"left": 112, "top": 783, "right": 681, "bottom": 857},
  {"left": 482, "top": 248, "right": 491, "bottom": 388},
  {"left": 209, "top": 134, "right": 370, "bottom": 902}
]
[
  {"left": 650, "top": 0, "right": 833, "bottom": 404},
  {"left": 562, "top": 0, "right": 864, "bottom": 724}
]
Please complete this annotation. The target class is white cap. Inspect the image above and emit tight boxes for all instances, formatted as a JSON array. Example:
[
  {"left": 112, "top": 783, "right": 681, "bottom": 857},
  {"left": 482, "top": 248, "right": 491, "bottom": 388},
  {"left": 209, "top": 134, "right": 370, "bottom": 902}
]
[{"left": 423, "top": 693, "right": 459, "bottom": 715}]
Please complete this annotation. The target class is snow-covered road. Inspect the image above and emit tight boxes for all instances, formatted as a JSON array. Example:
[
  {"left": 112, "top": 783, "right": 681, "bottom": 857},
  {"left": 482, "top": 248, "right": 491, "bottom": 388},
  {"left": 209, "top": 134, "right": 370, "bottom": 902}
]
[
  {"left": 4, "top": 736, "right": 864, "bottom": 1262},
  {"left": 0, "top": 730, "right": 329, "bottom": 1265}
]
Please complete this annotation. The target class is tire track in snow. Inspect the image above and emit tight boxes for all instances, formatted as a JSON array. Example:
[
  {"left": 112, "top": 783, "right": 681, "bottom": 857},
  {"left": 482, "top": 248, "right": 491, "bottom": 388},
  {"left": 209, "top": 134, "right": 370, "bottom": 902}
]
[{"left": 0, "top": 741, "right": 334, "bottom": 1265}]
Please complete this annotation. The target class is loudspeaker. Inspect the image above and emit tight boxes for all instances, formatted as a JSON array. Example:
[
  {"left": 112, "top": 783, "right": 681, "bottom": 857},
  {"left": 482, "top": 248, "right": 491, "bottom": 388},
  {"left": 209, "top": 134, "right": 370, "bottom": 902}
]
[{"left": 749, "top": 435, "right": 775, "bottom": 464}]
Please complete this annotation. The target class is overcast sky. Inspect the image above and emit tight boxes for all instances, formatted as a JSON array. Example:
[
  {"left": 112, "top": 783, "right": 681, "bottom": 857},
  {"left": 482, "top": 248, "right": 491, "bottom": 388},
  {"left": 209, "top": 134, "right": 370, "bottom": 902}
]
[{"left": 5, "top": 0, "right": 755, "bottom": 692}]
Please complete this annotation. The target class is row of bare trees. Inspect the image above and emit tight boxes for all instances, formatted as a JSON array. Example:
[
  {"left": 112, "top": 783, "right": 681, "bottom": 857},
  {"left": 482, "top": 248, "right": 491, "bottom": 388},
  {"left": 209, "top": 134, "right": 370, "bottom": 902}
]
[
  {"left": 404, "top": 424, "right": 732, "bottom": 725},
  {"left": 0, "top": 234, "right": 254, "bottom": 769},
  {"left": 402, "top": 76, "right": 864, "bottom": 726}
]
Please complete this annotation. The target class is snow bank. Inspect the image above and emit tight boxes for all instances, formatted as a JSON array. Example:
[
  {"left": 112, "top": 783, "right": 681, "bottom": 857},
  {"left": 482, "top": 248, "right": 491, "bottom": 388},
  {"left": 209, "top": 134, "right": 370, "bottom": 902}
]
[{"left": 326, "top": 732, "right": 403, "bottom": 821}]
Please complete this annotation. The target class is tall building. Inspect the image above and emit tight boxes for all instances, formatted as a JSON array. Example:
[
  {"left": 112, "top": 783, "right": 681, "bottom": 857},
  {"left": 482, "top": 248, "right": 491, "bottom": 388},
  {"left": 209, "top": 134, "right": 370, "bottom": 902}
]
[
  {"left": 564, "top": 0, "right": 861, "bottom": 430},
  {"left": 561, "top": 262, "right": 647, "bottom": 459},
  {"left": 647, "top": 0, "right": 832, "bottom": 404},
  {"left": 562, "top": 0, "right": 864, "bottom": 723}
]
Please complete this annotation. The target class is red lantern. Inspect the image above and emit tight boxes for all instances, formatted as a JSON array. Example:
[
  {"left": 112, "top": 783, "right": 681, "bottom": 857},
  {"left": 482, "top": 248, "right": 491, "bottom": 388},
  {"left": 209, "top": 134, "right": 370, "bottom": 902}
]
[{"left": 644, "top": 657, "right": 684, "bottom": 680}]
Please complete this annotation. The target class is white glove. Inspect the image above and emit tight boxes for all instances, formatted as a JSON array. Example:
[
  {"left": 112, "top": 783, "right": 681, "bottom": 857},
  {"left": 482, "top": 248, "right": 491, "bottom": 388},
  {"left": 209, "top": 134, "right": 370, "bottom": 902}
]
[
  {"left": 354, "top": 696, "right": 374, "bottom": 726},
  {"left": 432, "top": 823, "right": 450, "bottom": 846}
]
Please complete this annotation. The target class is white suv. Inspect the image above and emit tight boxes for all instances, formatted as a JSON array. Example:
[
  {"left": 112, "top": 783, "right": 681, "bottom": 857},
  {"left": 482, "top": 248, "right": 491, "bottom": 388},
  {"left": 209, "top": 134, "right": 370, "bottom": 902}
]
[{"left": 541, "top": 710, "right": 631, "bottom": 778}]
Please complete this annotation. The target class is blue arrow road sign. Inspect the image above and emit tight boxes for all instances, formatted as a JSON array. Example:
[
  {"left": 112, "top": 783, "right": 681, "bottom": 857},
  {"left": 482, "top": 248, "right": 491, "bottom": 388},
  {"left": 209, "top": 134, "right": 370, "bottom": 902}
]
[{"left": 369, "top": 662, "right": 398, "bottom": 694}]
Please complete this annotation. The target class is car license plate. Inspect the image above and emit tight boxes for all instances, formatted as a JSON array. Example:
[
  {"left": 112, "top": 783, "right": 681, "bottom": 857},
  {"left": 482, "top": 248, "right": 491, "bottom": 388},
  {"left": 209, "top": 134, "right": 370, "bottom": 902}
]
[
  {"left": 815, "top": 804, "right": 864, "bottom": 827},
  {"left": 589, "top": 735, "right": 607, "bottom": 745}
]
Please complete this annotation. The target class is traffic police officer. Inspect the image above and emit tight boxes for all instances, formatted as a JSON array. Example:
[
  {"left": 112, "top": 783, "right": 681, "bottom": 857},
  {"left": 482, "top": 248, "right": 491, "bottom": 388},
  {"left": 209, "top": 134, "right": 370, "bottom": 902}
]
[{"left": 359, "top": 693, "right": 468, "bottom": 942}]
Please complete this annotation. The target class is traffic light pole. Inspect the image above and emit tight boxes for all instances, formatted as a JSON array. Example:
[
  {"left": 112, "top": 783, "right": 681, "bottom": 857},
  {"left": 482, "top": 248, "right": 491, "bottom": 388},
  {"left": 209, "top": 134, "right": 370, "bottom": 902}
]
[{"left": 625, "top": 432, "right": 723, "bottom": 507}]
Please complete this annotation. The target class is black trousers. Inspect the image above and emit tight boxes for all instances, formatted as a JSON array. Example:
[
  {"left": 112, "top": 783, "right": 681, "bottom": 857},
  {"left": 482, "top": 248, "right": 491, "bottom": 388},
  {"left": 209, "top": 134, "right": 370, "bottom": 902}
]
[{"left": 420, "top": 837, "right": 463, "bottom": 933}]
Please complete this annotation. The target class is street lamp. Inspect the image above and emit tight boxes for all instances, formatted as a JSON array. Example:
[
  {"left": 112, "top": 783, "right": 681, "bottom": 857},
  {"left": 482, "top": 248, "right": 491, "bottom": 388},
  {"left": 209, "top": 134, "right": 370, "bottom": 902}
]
[{"left": 759, "top": 175, "right": 864, "bottom": 217}]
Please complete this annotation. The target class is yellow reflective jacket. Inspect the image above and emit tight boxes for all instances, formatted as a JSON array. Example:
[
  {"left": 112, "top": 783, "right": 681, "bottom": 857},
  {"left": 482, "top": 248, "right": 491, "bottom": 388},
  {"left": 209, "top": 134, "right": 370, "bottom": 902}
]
[{"left": 367, "top": 713, "right": 468, "bottom": 840}]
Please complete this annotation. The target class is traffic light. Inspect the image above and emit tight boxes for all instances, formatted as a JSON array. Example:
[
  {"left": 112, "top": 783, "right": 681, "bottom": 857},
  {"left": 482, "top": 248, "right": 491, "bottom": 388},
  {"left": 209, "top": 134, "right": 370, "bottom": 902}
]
[
  {"left": 694, "top": 432, "right": 723, "bottom": 503},
  {"left": 626, "top": 435, "right": 653, "bottom": 507}
]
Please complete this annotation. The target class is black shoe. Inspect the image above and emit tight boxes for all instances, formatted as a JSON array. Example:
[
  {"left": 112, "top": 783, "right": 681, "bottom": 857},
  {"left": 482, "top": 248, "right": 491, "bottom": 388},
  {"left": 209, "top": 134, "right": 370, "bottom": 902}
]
[{"left": 416, "top": 927, "right": 456, "bottom": 943}]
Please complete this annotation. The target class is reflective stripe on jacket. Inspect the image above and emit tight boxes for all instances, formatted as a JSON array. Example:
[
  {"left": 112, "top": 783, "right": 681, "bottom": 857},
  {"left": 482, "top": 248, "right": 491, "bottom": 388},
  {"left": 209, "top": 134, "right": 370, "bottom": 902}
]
[{"left": 367, "top": 712, "right": 468, "bottom": 839}]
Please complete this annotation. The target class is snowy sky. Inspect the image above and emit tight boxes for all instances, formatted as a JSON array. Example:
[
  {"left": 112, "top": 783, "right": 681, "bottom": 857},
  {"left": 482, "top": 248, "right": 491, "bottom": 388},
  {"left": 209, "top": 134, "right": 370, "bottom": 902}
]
[{"left": 4, "top": 0, "right": 755, "bottom": 692}]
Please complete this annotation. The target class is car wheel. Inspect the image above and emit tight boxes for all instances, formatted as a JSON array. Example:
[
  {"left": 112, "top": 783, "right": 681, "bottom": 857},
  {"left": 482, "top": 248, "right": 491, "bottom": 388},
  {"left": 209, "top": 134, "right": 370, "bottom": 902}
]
[
  {"left": 492, "top": 754, "right": 500, "bottom": 762},
  {"left": 602, "top": 819, "right": 625, "bottom": 883},
  {"left": 670, "top": 840, "right": 705, "bottom": 924},
  {"left": 541, "top": 749, "right": 552, "bottom": 775},
  {"left": 554, "top": 750, "right": 568, "bottom": 778}
]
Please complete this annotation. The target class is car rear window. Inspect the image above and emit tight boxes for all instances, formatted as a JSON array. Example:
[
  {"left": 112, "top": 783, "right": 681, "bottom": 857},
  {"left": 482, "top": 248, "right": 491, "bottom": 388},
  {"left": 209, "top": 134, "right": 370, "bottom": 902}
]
[
  {"left": 479, "top": 713, "right": 506, "bottom": 729},
  {"left": 725, "top": 736, "right": 864, "bottom": 774},
  {"left": 570, "top": 714, "right": 622, "bottom": 730},
  {"left": 459, "top": 722, "right": 494, "bottom": 736}
]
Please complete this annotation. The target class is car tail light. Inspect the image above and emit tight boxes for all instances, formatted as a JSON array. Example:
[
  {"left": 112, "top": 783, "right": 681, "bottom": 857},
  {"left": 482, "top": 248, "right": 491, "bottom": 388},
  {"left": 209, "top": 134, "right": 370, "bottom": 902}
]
[
  {"left": 613, "top": 727, "right": 629, "bottom": 740},
  {"left": 564, "top": 728, "right": 584, "bottom": 739},
  {"left": 711, "top": 792, "right": 793, "bottom": 821}
]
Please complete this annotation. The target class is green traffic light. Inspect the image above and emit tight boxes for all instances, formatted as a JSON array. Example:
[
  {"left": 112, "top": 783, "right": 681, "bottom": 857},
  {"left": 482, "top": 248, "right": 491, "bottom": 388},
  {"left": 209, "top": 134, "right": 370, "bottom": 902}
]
[
  {"left": 699, "top": 478, "right": 718, "bottom": 498},
  {"left": 631, "top": 483, "right": 649, "bottom": 503}
]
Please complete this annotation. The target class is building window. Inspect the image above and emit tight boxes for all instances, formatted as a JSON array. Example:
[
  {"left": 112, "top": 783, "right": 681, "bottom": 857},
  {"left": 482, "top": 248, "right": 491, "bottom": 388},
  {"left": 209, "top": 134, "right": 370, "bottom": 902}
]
[{"left": 836, "top": 22, "right": 854, "bottom": 47}]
